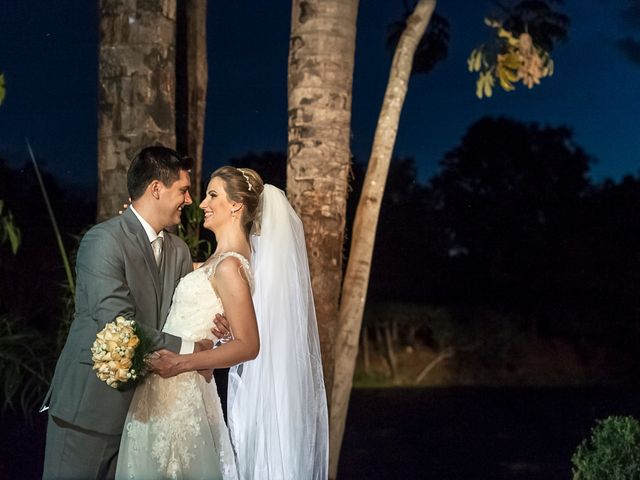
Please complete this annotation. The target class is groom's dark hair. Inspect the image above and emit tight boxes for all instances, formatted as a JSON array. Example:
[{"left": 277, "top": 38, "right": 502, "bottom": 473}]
[{"left": 127, "top": 145, "right": 194, "bottom": 201}]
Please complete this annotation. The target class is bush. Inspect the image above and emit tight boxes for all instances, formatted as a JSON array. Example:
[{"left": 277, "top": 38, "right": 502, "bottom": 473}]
[
  {"left": 0, "top": 314, "right": 54, "bottom": 418},
  {"left": 572, "top": 415, "right": 640, "bottom": 479}
]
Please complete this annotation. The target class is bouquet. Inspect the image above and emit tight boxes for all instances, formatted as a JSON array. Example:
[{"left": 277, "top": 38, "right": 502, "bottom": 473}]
[{"left": 91, "top": 315, "right": 150, "bottom": 389}]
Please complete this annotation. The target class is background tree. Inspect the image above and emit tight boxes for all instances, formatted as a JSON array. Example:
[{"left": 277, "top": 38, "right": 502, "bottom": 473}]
[
  {"left": 330, "top": 1, "right": 438, "bottom": 475},
  {"left": 286, "top": 0, "right": 360, "bottom": 400},
  {"left": 98, "top": 0, "right": 177, "bottom": 221},
  {"left": 429, "top": 117, "right": 591, "bottom": 305},
  {"left": 176, "top": 0, "right": 208, "bottom": 203}
]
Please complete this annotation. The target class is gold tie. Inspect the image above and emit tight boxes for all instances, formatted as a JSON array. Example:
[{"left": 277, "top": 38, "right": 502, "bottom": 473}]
[{"left": 151, "top": 237, "right": 163, "bottom": 266}]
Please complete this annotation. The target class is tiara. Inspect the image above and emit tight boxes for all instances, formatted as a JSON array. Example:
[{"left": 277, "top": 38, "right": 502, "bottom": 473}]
[{"left": 238, "top": 168, "right": 253, "bottom": 191}]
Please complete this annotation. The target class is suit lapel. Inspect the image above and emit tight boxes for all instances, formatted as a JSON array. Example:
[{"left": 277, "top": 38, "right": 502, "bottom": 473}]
[
  {"left": 121, "top": 209, "right": 162, "bottom": 302},
  {"left": 160, "top": 232, "right": 178, "bottom": 328}
]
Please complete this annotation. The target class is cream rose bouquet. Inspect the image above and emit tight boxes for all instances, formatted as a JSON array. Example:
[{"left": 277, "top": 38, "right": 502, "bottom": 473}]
[{"left": 91, "top": 315, "right": 151, "bottom": 389}]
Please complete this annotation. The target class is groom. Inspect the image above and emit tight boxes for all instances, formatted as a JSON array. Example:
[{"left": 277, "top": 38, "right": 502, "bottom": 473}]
[{"left": 42, "top": 146, "right": 211, "bottom": 479}]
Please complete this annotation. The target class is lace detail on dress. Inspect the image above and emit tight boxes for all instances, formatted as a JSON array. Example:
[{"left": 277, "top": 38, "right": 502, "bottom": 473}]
[
  {"left": 116, "top": 259, "right": 240, "bottom": 480},
  {"left": 128, "top": 375, "right": 201, "bottom": 477},
  {"left": 200, "top": 252, "right": 254, "bottom": 294}
]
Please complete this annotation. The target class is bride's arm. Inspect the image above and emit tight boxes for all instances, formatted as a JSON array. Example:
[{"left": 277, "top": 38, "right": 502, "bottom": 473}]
[{"left": 150, "top": 257, "right": 259, "bottom": 377}]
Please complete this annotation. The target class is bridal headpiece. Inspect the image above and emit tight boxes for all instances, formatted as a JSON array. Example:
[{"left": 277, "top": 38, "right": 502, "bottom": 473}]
[{"left": 238, "top": 168, "right": 253, "bottom": 192}]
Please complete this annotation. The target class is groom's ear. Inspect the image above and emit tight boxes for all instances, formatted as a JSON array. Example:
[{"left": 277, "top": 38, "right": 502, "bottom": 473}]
[{"left": 149, "top": 180, "right": 162, "bottom": 200}]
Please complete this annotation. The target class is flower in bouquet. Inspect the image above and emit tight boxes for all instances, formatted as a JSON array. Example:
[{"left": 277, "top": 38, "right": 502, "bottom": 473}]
[{"left": 91, "top": 315, "right": 150, "bottom": 389}]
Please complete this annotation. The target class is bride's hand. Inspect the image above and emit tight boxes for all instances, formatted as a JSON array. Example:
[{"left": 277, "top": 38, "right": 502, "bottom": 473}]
[{"left": 212, "top": 314, "right": 232, "bottom": 343}]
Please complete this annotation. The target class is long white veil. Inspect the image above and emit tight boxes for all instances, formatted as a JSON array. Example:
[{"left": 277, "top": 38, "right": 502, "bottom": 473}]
[{"left": 227, "top": 184, "right": 329, "bottom": 479}]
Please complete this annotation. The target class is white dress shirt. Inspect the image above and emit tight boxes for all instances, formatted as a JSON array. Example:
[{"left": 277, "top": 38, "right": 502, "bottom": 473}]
[{"left": 130, "top": 205, "right": 194, "bottom": 354}]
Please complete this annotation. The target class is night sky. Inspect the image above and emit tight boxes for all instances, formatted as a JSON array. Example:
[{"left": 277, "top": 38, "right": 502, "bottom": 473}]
[{"left": 0, "top": 0, "right": 638, "bottom": 189}]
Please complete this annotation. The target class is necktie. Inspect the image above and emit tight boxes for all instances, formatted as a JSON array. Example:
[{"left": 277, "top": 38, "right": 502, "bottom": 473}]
[{"left": 151, "top": 236, "right": 163, "bottom": 266}]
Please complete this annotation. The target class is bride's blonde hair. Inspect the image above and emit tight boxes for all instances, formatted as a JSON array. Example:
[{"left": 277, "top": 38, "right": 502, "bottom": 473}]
[{"left": 211, "top": 166, "right": 264, "bottom": 236}]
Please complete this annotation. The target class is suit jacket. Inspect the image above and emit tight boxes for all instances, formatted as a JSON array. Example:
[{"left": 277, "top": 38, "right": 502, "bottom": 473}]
[{"left": 43, "top": 208, "right": 193, "bottom": 435}]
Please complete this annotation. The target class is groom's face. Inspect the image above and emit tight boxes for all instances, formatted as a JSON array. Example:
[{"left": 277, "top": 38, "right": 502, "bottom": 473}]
[{"left": 156, "top": 169, "right": 193, "bottom": 228}]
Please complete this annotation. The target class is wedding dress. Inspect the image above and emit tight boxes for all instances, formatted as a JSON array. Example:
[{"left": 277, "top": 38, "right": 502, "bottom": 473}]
[
  {"left": 117, "top": 185, "right": 328, "bottom": 479},
  {"left": 115, "top": 253, "right": 249, "bottom": 480}
]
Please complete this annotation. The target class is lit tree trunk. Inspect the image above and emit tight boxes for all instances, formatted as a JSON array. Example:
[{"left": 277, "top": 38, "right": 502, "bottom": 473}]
[
  {"left": 176, "top": 0, "right": 207, "bottom": 202},
  {"left": 98, "top": 0, "right": 177, "bottom": 221},
  {"left": 287, "top": 0, "right": 359, "bottom": 402},
  {"left": 329, "top": 1, "right": 436, "bottom": 476}
]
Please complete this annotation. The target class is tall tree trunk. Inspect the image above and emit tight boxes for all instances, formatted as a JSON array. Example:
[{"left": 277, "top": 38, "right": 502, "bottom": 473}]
[
  {"left": 287, "top": 0, "right": 359, "bottom": 403},
  {"left": 329, "top": 1, "right": 436, "bottom": 476},
  {"left": 176, "top": 0, "right": 208, "bottom": 202},
  {"left": 98, "top": 0, "right": 177, "bottom": 222}
]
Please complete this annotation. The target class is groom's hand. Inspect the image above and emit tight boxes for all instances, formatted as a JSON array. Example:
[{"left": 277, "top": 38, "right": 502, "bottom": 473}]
[
  {"left": 212, "top": 313, "right": 232, "bottom": 343},
  {"left": 147, "top": 349, "right": 182, "bottom": 378},
  {"left": 195, "top": 340, "right": 214, "bottom": 383}
]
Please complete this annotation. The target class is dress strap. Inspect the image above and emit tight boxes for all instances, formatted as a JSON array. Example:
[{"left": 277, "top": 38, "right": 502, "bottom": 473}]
[{"left": 201, "top": 252, "right": 253, "bottom": 291}]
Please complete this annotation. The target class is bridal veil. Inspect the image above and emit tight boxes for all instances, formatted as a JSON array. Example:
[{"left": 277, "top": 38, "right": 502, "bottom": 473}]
[{"left": 227, "top": 184, "right": 329, "bottom": 479}]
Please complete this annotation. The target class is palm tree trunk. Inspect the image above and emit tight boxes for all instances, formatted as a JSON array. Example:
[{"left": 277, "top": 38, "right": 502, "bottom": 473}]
[
  {"left": 98, "top": 0, "right": 177, "bottom": 222},
  {"left": 329, "top": 1, "right": 436, "bottom": 476},
  {"left": 176, "top": 0, "right": 207, "bottom": 202},
  {"left": 287, "top": 0, "right": 359, "bottom": 403}
]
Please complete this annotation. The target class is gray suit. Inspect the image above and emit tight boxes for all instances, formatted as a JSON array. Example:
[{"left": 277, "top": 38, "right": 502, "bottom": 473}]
[{"left": 42, "top": 208, "right": 193, "bottom": 478}]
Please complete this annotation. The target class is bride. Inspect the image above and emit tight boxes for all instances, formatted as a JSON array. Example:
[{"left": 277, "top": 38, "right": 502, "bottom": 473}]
[{"left": 116, "top": 166, "right": 328, "bottom": 479}]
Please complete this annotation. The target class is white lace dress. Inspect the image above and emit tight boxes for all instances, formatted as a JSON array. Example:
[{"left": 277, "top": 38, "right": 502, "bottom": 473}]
[{"left": 116, "top": 253, "right": 251, "bottom": 480}]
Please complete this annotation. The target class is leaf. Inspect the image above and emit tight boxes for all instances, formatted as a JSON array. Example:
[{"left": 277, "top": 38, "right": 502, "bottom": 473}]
[
  {"left": 5, "top": 220, "right": 20, "bottom": 254},
  {"left": 499, "top": 51, "right": 523, "bottom": 70},
  {"left": 498, "top": 69, "right": 517, "bottom": 91},
  {"left": 484, "top": 17, "right": 501, "bottom": 28},
  {"left": 498, "top": 28, "right": 519, "bottom": 46},
  {"left": 467, "top": 49, "right": 483, "bottom": 72},
  {"left": 0, "top": 205, "right": 21, "bottom": 254},
  {"left": 476, "top": 71, "right": 494, "bottom": 99}
]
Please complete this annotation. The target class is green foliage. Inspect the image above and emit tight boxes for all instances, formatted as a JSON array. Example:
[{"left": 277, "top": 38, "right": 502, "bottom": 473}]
[
  {"left": 468, "top": 1, "right": 568, "bottom": 98},
  {"left": 572, "top": 416, "right": 640, "bottom": 479},
  {"left": 0, "top": 199, "right": 21, "bottom": 254},
  {"left": 55, "top": 230, "right": 84, "bottom": 353},
  {"left": 27, "top": 141, "right": 75, "bottom": 296},
  {"left": 0, "top": 314, "right": 54, "bottom": 418},
  {"left": 178, "top": 201, "right": 212, "bottom": 261},
  {"left": 353, "top": 370, "right": 389, "bottom": 388},
  {"left": 128, "top": 321, "right": 153, "bottom": 389}
]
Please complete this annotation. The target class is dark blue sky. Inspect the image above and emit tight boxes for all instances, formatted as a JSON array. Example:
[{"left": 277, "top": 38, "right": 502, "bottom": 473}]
[{"left": 1, "top": 0, "right": 638, "bottom": 189}]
